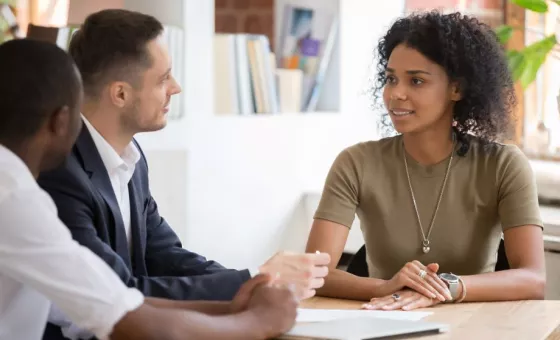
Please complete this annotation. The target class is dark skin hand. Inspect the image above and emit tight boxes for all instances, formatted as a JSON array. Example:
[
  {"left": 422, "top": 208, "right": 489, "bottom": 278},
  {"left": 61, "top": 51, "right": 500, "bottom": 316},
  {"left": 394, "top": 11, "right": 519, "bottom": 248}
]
[{"left": 110, "top": 274, "right": 299, "bottom": 340}]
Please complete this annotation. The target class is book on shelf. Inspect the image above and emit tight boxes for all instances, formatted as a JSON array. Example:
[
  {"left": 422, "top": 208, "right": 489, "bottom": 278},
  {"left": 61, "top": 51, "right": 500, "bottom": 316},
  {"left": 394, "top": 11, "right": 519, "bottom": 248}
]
[
  {"left": 26, "top": 24, "right": 186, "bottom": 120},
  {"left": 277, "top": 4, "right": 338, "bottom": 112},
  {"left": 214, "top": 33, "right": 309, "bottom": 115},
  {"left": 214, "top": 33, "right": 282, "bottom": 115}
]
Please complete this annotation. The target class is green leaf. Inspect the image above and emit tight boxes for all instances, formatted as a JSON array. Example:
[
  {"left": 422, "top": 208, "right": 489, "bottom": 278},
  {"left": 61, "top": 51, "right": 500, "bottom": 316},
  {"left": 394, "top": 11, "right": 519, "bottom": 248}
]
[
  {"left": 507, "top": 50, "right": 526, "bottom": 82},
  {"left": 513, "top": 35, "right": 557, "bottom": 87},
  {"left": 495, "top": 25, "right": 514, "bottom": 44},
  {"left": 524, "top": 34, "right": 557, "bottom": 55},
  {"left": 519, "top": 50, "right": 547, "bottom": 87},
  {"left": 510, "top": 0, "right": 548, "bottom": 12}
]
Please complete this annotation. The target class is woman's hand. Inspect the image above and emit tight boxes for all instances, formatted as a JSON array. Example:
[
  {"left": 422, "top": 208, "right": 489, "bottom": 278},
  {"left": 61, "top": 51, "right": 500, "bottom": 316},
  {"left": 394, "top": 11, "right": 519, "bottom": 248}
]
[
  {"left": 362, "top": 289, "right": 441, "bottom": 311},
  {"left": 379, "top": 261, "right": 452, "bottom": 302}
]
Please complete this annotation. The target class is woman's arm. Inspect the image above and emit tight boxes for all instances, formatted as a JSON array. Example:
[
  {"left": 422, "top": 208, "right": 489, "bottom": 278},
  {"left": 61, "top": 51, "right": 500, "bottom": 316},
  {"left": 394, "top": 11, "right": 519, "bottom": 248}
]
[
  {"left": 306, "top": 219, "right": 450, "bottom": 301},
  {"left": 458, "top": 225, "right": 545, "bottom": 302},
  {"left": 454, "top": 146, "right": 546, "bottom": 302},
  {"left": 306, "top": 219, "right": 388, "bottom": 300}
]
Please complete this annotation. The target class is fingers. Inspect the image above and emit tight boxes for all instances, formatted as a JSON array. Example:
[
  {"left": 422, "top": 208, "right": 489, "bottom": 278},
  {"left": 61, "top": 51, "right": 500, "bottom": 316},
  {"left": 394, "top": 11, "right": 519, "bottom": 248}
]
[
  {"left": 300, "top": 288, "right": 317, "bottom": 300},
  {"left": 412, "top": 261, "right": 451, "bottom": 300},
  {"left": 364, "top": 293, "right": 419, "bottom": 310},
  {"left": 309, "top": 277, "right": 325, "bottom": 290},
  {"left": 259, "top": 251, "right": 331, "bottom": 300},
  {"left": 425, "top": 272, "right": 452, "bottom": 300},
  {"left": 381, "top": 293, "right": 422, "bottom": 311},
  {"left": 311, "top": 265, "right": 329, "bottom": 279},
  {"left": 250, "top": 273, "right": 273, "bottom": 286},
  {"left": 406, "top": 262, "right": 449, "bottom": 301},
  {"left": 362, "top": 296, "right": 394, "bottom": 310},
  {"left": 426, "top": 263, "right": 439, "bottom": 273},
  {"left": 306, "top": 252, "right": 331, "bottom": 266},
  {"left": 403, "top": 275, "right": 440, "bottom": 300},
  {"left": 363, "top": 290, "right": 437, "bottom": 311},
  {"left": 401, "top": 296, "right": 435, "bottom": 311}
]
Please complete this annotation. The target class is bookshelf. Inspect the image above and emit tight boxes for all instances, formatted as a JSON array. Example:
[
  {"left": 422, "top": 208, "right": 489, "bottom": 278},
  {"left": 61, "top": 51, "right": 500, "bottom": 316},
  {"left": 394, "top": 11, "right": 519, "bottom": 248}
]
[{"left": 213, "top": 0, "right": 340, "bottom": 116}]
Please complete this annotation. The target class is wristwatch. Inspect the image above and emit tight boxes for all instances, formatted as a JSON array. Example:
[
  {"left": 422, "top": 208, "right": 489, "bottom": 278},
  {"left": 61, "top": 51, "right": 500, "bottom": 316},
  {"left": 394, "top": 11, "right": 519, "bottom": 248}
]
[{"left": 438, "top": 273, "right": 460, "bottom": 301}]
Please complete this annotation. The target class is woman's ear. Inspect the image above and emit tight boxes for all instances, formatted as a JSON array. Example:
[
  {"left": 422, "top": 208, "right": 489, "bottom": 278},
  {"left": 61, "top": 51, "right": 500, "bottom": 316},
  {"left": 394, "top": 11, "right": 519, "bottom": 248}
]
[{"left": 450, "top": 80, "right": 463, "bottom": 102}]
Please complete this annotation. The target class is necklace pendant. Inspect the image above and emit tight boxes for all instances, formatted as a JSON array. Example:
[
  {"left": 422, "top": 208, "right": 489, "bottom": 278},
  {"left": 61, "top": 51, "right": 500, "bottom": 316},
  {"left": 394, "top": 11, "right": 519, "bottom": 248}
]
[{"left": 422, "top": 240, "right": 430, "bottom": 254}]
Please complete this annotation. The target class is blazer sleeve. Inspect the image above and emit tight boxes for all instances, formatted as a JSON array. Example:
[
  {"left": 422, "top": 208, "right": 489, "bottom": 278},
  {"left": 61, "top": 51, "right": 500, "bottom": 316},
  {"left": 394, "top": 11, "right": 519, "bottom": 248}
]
[
  {"left": 38, "top": 163, "right": 250, "bottom": 301},
  {"left": 143, "top": 193, "right": 251, "bottom": 295}
]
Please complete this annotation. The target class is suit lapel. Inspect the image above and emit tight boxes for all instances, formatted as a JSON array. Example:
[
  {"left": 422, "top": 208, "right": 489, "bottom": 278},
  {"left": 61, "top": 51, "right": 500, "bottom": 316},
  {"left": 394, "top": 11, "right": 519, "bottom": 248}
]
[
  {"left": 128, "top": 175, "right": 147, "bottom": 275},
  {"left": 75, "top": 126, "right": 132, "bottom": 269}
]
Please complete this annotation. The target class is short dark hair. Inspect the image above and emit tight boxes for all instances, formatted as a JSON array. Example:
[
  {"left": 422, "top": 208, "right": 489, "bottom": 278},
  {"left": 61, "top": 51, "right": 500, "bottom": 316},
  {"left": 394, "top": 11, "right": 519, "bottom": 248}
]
[
  {"left": 0, "top": 39, "right": 81, "bottom": 144},
  {"left": 372, "top": 11, "right": 515, "bottom": 153},
  {"left": 69, "top": 9, "right": 164, "bottom": 98}
]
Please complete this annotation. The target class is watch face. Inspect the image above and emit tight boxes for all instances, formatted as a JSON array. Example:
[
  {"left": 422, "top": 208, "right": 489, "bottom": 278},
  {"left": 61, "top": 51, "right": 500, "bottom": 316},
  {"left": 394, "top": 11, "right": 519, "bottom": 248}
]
[{"left": 440, "top": 273, "right": 458, "bottom": 282}]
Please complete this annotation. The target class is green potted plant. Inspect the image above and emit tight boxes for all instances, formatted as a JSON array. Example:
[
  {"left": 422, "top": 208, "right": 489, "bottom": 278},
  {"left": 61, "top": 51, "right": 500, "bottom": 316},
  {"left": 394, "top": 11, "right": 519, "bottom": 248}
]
[
  {"left": 496, "top": 0, "right": 558, "bottom": 88},
  {"left": 496, "top": 0, "right": 560, "bottom": 155}
]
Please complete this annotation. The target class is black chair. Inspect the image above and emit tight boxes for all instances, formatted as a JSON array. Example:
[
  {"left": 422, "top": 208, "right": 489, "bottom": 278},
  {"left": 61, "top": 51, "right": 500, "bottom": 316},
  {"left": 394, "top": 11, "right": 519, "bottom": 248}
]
[{"left": 347, "top": 239, "right": 510, "bottom": 277}]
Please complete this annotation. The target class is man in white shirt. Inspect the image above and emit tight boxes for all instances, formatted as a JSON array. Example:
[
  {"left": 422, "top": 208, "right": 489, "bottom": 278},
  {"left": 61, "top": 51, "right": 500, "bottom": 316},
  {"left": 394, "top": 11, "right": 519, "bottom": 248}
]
[
  {"left": 0, "top": 38, "right": 299, "bottom": 340},
  {"left": 36, "top": 9, "right": 330, "bottom": 339}
]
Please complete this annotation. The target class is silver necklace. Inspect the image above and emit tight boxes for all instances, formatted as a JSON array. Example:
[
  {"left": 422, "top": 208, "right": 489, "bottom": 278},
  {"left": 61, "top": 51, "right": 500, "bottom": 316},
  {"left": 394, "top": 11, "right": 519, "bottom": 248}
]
[{"left": 403, "top": 141, "right": 454, "bottom": 254}]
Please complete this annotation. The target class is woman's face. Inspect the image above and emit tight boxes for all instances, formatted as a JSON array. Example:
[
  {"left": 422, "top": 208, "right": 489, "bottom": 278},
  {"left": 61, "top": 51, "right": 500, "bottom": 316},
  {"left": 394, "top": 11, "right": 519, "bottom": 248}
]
[{"left": 382, "top": 43, "right": 461, "bottom": 135}]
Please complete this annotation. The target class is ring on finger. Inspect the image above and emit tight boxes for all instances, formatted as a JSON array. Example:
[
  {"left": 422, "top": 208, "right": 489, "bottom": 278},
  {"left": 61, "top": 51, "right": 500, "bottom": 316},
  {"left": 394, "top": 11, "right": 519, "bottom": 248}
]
[
  {"left": 418, "top": 270, "right": 427, "bottom": 279},
  {"left": 391, "top": 293, "right": 401, "bottom": 301}
]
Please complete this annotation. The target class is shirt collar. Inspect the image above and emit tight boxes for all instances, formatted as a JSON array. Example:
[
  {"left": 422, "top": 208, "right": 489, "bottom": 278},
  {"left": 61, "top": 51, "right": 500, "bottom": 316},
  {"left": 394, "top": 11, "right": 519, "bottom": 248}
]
[
  {"left": 81, "top": 115, "right": 141, "bottom": 172},
  {"left": 0, "top": 144, "right": 35, "bottom": 181}
]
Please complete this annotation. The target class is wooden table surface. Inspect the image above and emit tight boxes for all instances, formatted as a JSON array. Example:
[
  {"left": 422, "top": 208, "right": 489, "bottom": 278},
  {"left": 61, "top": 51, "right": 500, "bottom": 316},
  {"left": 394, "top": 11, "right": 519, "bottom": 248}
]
[{"left": 298, "top": 297, "right": 560, "bottom": 339}]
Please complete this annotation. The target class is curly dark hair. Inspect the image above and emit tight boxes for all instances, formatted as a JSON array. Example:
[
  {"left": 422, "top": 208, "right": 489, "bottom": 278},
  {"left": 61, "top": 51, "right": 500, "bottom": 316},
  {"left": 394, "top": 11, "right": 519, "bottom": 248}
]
[{"left": 371, "top": 10, "right": 516, "bottom": 155}]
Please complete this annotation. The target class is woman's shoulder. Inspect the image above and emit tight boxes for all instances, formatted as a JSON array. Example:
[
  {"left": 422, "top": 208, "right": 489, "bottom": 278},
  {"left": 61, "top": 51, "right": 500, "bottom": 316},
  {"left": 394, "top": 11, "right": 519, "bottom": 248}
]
[
  {"left": 466, "top": 136, "right": 531, "bottom": 173},
  {"left": 340, "top": 135, "right": 402, "bottom": 160}
]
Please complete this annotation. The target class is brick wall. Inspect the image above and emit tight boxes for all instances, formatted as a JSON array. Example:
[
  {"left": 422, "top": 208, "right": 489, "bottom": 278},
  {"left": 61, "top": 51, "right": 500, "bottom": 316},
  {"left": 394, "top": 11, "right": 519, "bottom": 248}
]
[
  {"left": 215, "top": 0, "right": 275, "bottom": 50},
  {"left": 405, "top": 0, "right": 504, "bottom": 27}
]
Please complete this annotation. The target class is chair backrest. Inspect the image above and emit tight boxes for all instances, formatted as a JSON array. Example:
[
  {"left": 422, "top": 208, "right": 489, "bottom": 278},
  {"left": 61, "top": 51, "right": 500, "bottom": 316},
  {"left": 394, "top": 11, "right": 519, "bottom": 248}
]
[{"left": 346, "top": 239, "right": 509, "bottom": 277}]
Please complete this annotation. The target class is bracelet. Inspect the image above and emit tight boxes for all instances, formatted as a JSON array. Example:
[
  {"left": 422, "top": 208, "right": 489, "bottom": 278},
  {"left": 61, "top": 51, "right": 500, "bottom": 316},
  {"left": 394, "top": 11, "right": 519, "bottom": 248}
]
[{"left": 455, "top": 277, "right": 467, "bottom": 303}]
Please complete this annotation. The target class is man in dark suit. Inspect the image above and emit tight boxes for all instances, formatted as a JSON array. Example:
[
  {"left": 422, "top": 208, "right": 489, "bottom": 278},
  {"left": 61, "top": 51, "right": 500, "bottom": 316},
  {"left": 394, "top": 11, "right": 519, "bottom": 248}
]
[{"left": 38, "top": 8, "right": 330, "bottom": 340}]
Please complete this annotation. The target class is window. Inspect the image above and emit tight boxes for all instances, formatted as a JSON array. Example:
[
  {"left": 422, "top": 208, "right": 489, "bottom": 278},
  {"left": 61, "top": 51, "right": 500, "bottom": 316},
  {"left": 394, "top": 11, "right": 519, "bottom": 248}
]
[{"left": 522, "top": 4, "right": 560, "bottom": 159}]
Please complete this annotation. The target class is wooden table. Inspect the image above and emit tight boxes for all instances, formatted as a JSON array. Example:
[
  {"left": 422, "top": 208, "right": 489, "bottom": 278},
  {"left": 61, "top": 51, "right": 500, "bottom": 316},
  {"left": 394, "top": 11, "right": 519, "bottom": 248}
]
[{"left": 298, "top": 297, "right": 560, "bottom": 339}]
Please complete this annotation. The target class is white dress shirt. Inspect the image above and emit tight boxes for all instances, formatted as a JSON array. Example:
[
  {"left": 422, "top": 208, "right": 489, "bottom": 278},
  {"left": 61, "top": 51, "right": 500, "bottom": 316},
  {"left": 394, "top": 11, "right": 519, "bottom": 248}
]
[
  {"left": 82, "top": 116, "right": 140, "bottom": 247},
  {"left": 47, "top": 117, "right": 142, "bottom": 339},
  {"left": 0, "top": 144, "right": 144, "bottom": 340}
]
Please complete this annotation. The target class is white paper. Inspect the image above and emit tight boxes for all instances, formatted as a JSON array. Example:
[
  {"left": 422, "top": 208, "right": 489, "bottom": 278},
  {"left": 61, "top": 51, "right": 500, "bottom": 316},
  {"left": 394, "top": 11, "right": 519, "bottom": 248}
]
[{"left": 296, "top": 308, "right": 433, "bottom": 323}]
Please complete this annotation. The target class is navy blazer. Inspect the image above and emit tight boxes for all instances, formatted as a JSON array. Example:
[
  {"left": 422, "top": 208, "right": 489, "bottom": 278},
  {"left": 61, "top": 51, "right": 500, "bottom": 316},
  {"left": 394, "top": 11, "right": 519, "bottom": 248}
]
[{"left": 39, "top": 126, "right": 250, "bottom": 339}]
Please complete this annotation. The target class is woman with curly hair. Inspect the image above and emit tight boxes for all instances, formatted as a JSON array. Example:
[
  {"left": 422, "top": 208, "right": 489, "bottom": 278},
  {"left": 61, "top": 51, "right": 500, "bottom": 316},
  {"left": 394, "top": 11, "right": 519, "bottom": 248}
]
[{"left": 305, "top": 10, "right": 545, "bottom": 310}]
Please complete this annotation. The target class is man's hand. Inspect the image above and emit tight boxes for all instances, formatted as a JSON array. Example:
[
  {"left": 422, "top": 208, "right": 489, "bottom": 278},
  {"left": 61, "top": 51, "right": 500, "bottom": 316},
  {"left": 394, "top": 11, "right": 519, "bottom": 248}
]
[
  {"left": 247, "top": 283, "right": 299, "bottom": 339},
  {"left": 230, "top": 274, "right": 271, "bottom": 313},
  {"left": 362, "top": 289, "right": 440, "bottom": 311},
  {"left": 258, "top": 251, "right": 331, "bottom": 300}
]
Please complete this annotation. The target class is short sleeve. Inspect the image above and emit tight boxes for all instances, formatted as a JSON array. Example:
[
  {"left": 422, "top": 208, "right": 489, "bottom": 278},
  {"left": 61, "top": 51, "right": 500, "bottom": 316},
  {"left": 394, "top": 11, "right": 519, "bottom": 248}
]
[
  {"left": 497, "top": 145, "right": 543, "bottom": 231},
  {"left": 314, "top": 146, "right": 363, "bottom": 228}
]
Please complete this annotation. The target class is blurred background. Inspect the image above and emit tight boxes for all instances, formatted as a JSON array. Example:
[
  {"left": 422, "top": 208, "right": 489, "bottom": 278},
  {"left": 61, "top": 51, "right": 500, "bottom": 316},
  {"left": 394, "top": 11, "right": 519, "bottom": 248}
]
[{"left": 2, "top": 0, "right": 560, "bottom": 298}]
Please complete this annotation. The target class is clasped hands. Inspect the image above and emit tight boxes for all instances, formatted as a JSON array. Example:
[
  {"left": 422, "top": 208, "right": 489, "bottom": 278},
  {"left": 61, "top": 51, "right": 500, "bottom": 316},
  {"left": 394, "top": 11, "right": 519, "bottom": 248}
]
[{"left": 363, "top": 261, "right": 452, "bottom": 311}]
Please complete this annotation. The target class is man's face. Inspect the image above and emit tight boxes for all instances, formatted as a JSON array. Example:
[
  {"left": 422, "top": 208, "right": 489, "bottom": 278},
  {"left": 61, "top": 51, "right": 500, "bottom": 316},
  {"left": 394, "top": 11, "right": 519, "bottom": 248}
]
[{"left": 121, "top": 37, "right": 182, "bottom": 133}]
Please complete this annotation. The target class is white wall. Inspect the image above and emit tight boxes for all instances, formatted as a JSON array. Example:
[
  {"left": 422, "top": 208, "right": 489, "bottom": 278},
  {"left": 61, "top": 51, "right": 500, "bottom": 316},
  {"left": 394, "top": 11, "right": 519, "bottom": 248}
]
[{"left": 134, "top": 0, "right": 406, "bottom": 270}]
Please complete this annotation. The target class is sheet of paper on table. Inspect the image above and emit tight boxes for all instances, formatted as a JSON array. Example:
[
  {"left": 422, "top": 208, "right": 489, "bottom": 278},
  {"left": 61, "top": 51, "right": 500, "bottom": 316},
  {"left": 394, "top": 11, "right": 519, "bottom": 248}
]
[{"left": 296, "top": 308, "right": 433, "bottom": 323}]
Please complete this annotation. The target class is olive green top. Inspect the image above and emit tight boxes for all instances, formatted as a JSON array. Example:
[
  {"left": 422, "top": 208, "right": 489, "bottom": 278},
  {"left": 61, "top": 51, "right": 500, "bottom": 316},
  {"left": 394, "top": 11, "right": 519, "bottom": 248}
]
[{"left": 314, "top": 135, "right": 543, "bottom": 279}]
